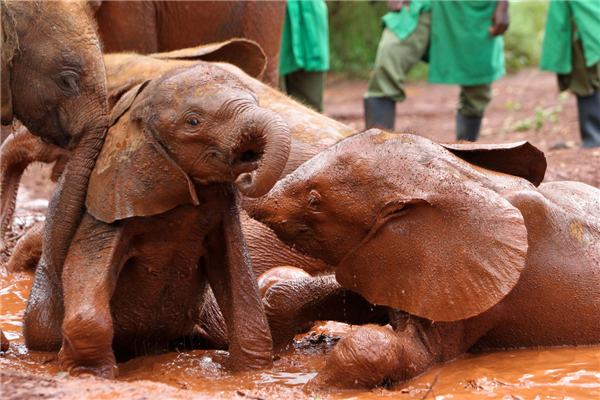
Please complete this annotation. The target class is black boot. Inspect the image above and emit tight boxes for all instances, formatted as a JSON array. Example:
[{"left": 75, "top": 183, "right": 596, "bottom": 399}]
[
  {"left": 364, "top": 97, "right": 395, "bottom": 131},
  {"left": 456, "top": 114, "right": 482, "bottom": 142},
  {"left": 577, "top": 92, "right": 600, "bottom": 148}
]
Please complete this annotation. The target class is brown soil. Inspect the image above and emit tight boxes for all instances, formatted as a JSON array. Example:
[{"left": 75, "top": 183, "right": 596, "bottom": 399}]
[{"left": 1, "top": 68, "right": 598, "bottom": 399}]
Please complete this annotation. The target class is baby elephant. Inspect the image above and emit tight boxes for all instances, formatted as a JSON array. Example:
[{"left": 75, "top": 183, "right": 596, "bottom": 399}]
[
  {"left": 24, "top": 64, "right": 291, "bottom": 378},
  {"left": 246, "top": 129, "right": 600, "bottom": 391}
]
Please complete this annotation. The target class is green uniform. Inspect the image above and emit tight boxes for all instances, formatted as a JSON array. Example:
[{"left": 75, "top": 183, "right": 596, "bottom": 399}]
[
  {"left": 367, "top": 1, "right": 503, "bottom": 117},
  {"left": 540, "top": 0, "right": 600, "bottom": 148},
  {"left": 380, "top": 0, "right": 505, "bottom": 85},
  {"left": 540, "top": 0, "right": 600, "bottom": 97},
  {"left": 540, "top": 0, "right": 600, "bottom": 74},
  {"left": 280, "top": 0, "right": 329, "bottom": 112}
]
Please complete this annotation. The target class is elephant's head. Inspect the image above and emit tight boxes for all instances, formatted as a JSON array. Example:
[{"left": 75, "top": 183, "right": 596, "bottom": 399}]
[
  {"left": 1, "top": 1, "right": 107, "bottom": 148},
  {"left": 1, "top": 1, "right": 109, "bottom": 279},
  {"left": 86, "top": 64, "right": 291, "bottom": 223},
  {"left": 247, "top": 129, "right": 548, "bottom": 322}
]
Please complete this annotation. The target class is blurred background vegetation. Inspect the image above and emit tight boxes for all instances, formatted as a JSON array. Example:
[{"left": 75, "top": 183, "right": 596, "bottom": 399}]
[{"left": 327, "top": 1, "right": 549, "bottom": 80}]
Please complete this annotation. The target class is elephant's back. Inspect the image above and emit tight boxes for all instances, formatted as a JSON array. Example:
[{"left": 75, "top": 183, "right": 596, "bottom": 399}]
[{"left": 475, "top": 182, "right": 600, "bottom": 349}]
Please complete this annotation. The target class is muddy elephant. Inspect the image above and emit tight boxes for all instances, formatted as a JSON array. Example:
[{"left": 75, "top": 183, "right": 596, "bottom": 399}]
[
  {"left": 1, "top": 1, "right": 109, "bottom": 353},
  {"left": 25, "top": 63, "right": 292, "bottom": 378},
  {"left": 92, "top": 1, "right": 285, "bottom": 86},
  {"left": 0, "top": 39, "right": 266, "bottom": 248},
  {"left": 245, "top": 129, "right": 600, "bottom": 391},
  {"left": 3, "top": 40, "right": 353, "bottom": 275}
]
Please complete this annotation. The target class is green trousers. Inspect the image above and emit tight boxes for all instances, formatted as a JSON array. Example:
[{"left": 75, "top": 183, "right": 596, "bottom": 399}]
[
  {"left": 557, "top": 36, "right": 600, "bottom": 97},
  {"left": 281, "top": 70, "right": 325, "bottom": 112},
  {"left": 366, "top": 12, "right": 492, "bottom": 118}
]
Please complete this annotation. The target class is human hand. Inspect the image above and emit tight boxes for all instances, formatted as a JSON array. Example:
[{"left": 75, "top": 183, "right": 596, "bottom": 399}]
[
  {"left": 388, "top": 1, "right": 410, "bottom": 12},
  {"left": 489, "top": 0, "right": 509, "bottom": 37}
]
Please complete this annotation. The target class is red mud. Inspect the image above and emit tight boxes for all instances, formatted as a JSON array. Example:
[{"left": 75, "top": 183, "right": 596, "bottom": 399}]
[{"left": 1, "top": 68, "right": 599, "bottom": 399}]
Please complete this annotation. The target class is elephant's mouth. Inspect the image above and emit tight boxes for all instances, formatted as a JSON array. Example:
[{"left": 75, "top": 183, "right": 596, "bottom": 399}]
[
  {"left": 27, "top": 108, "right": 75, "bottom": 150},
  {"left": 228, "top": 134, "right": 266, "bottom": 180}
]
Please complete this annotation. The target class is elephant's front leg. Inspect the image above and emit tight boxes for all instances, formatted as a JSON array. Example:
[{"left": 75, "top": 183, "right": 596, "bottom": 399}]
[
  {"left": 59, "top": 213, "right": 125, "bottom": 378},
  {"left": 205, "top": 191, "right": 273, "bottom": 372},
  {"left": 0, "top": 127, "right": 67, "bottom": 245},
  {"left": 264, "top": 275, "right": 390, "bottom": 350},
  {"left": 306, "top": 314, "right": 497, "bottom": 392}
]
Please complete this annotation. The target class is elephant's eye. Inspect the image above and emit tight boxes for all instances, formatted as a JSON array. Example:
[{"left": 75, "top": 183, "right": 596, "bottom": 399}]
[
  {"left": 187, "top": 118, "right": 199, "bottom": 126},
  {"left": 57, "top": 72, "right": 80, "bottom": 94},
  {"left": 307, "top": 189, "right": 322, "bottom": 210}
]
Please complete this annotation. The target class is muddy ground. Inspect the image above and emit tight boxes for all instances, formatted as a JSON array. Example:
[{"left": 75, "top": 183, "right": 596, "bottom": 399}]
[{"left": 1, "top": 68, "right": 599, "bottom": 399}]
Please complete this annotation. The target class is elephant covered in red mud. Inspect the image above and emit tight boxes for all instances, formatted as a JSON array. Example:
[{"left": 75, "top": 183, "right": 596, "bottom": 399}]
[
  {"left": 23, "top": 63, "right": 292, "bottom": 378},
  {"left": 1, "top": 0, "right": 109, "bottom": 351},
  {"left": 245, "top": 129, "right": 600, "bottom": 391}
]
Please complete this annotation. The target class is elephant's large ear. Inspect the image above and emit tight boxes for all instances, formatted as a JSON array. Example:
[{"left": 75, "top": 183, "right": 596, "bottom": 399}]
[
  {"left": 336, "top": 177, "right": 528, "bottom": 322},
  {"left": 151, "top": 39, "right": 267, "bottom": 79},
  {"left": 85, "top": 83, "right": 199, "bottom": 224},
  {"left": 441, "top": 141, "right": 546, "bottom": 186}
]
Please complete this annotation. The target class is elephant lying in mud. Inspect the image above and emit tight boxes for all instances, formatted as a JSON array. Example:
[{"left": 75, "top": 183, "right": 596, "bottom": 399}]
[
  {"left": 3, "top": 39, "right": 351, "bottom": 275},
  {"left": 245, "top": 129, "right": 600, "bottom": 391},
  {"left": 24, "top": 63, "right": 292, "bottom": 378}
]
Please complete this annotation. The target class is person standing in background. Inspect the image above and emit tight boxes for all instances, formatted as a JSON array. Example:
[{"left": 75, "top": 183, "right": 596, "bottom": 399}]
[
  {"left": 364, "top": 0, "right": 509, "bottom": 141},
  {"left": 280, "top": 0, "right": 330, "bottom": 112},
  {"left": 540, "top": 0, "right": 600, "bottom": 148}
]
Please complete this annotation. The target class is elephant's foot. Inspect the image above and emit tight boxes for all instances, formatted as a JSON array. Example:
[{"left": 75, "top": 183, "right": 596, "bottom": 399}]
[
  {"left": 263, "top": 280, "right": 308, "bottom": 350},
  {"left": 59, "top": 309, "right": 117, "bottom": 378},
  {"left": 23, "top": 262, "right": 64, "bottom": 351},
  {"left": 6, "top": 221, "right": 44, "bottom": 272},
  {"left": 305, "top": 324, "right": 433, "bottom": 392},
  {"left": 59, "top": 345, "right": 118, "bottom": 378}
]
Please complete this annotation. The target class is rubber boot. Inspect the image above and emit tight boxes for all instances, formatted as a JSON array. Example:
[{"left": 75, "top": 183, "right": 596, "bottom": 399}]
[
  {"left": 577, "top": 92, "right": 600, "bottom": 148},
  {"left": 364, "top": 97, "right": 396, "bottom": 131},
  {"left": 456, "top": 114, "right": 482, "bottom": 142}
]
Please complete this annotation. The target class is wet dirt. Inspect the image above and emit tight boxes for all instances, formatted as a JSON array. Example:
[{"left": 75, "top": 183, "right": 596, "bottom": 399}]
[
  {"left": 2, "top": 68, "right": 599, "bottom": 399},
  {"left": 1, "top": 269, "right": 598, "bottom": 400}
]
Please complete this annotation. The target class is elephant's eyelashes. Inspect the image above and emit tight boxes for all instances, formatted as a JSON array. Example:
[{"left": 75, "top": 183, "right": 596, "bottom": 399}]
[{"left": 56, "top": 72, "right": 80, "bottom": 95}]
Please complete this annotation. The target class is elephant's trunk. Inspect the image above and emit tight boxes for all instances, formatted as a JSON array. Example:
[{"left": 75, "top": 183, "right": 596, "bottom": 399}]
[
  {"left": 235, "top": 107, "right": 290, "bottom": 198},
  {"left": 42, "top": 120, "right": 107, "bottom": 275},
  {"left": 0, "top": 127, "right": 68, "bottom": 248},
  {"left": 241, "top": 194, "right": 275, "bottom": 226}
]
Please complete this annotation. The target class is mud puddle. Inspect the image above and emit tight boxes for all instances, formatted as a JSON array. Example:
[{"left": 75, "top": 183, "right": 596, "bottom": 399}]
[{"left": 1, "top": 268, "right": 598, "bottom": 399}]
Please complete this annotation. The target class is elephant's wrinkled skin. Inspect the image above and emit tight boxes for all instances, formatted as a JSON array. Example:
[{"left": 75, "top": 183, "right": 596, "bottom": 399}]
[
  {"left": 92, "top": 1, "right": 285, "bottom": 86},
  {"left": 246, "top": 129, "right": 600, "bottom": 391},
  {"left": 1, "top": 1, "right": 109, "bottom": 352},
  {"left": 25, "top": 64, "right": 292, "bottom": 378},
  {"left": 3, "top": 41, "right": 352, "bottom": 275}
]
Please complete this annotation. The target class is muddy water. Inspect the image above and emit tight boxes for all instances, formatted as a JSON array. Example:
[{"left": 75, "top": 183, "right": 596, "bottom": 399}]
[{"left": 1, "top": 270, "right": 599, "bottom": 399}]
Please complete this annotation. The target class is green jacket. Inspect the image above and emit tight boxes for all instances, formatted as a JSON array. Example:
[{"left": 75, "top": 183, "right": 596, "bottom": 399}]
[
  {"left": 540, "top": 0, "right": 600, "bottom": 74},
  {"left": 280, "top": 0, "right": 330, "bottom": 76},
  {"left": 382, "top": 0, "right": 505, "bottom": 86}
]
